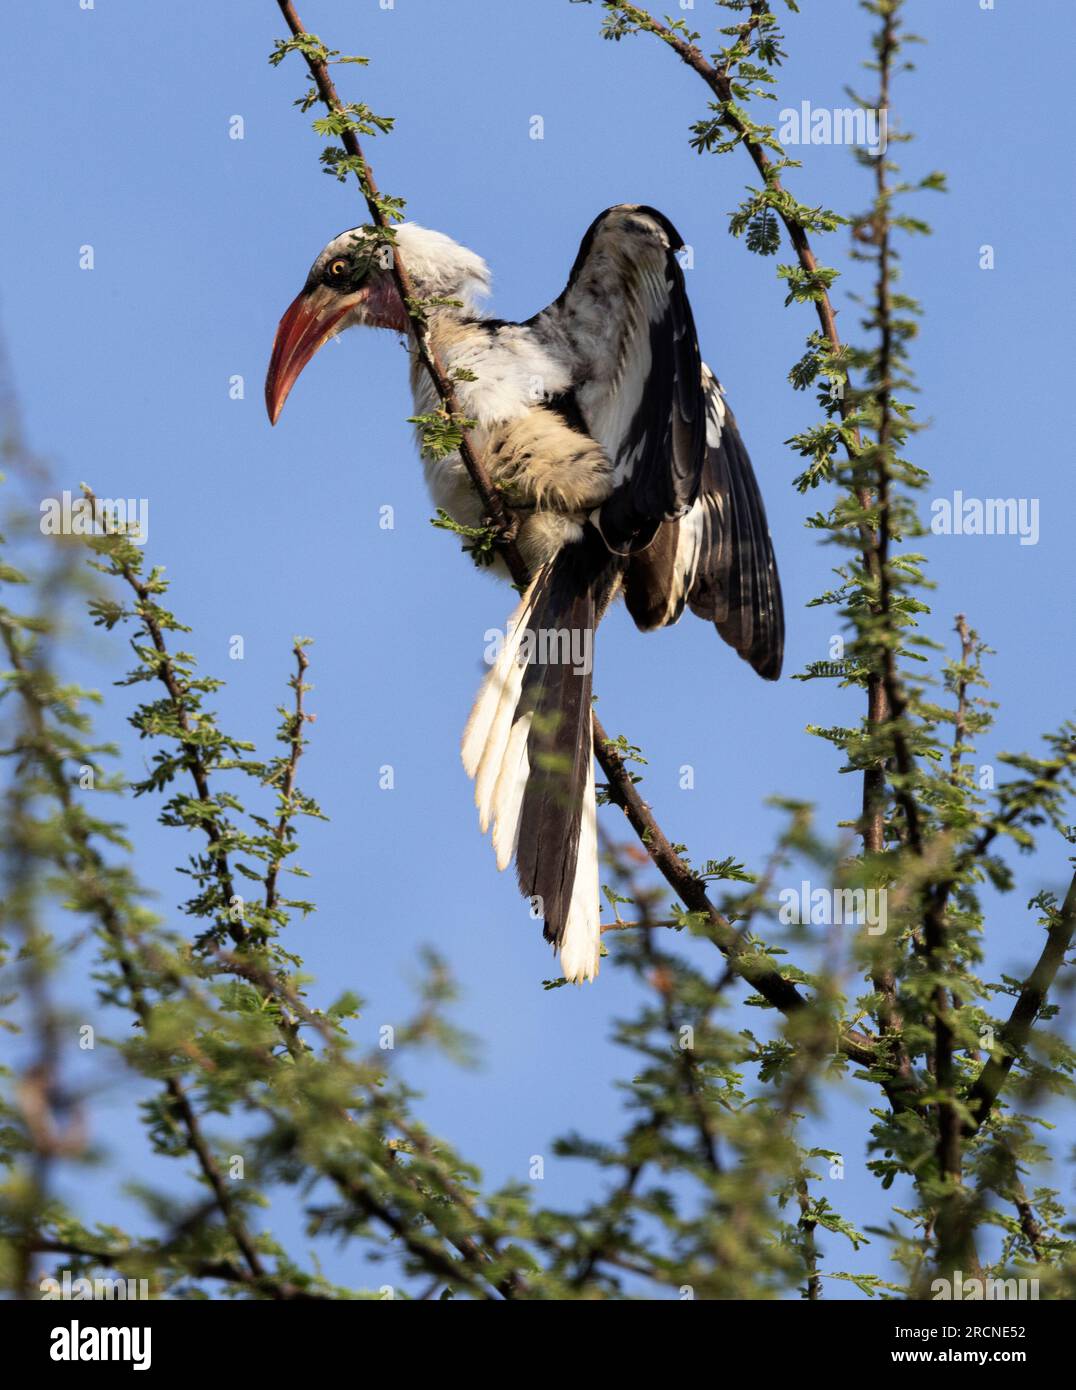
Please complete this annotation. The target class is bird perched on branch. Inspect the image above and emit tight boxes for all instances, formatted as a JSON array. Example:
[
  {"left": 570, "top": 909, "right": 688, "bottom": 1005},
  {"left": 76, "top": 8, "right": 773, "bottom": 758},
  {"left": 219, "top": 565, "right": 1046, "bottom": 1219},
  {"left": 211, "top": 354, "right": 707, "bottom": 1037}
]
[{"left": 266, "top": 205, "right": 784, "bottom": 984}]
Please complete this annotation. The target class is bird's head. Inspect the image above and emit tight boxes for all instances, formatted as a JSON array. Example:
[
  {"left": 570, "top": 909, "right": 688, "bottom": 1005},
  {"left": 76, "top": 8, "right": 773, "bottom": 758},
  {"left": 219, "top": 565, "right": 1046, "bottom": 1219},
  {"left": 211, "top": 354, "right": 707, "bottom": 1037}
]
[
  {"left": 265, "top": 223, "right": 490, "bottom": 424},
  {"left": 265, "top": 229, "right": 406, "bottom": 424}
]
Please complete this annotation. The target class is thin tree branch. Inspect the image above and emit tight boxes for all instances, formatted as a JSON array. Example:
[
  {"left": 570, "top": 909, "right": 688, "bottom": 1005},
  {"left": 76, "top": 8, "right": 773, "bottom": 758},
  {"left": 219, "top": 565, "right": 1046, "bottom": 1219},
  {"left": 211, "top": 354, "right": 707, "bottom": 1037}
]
[
  {"left": 606, "top": 5, "right": 846, "bottom": 356},
  {"left": 950, "top": 613, "right": 973, "bottom": 783},
  {"left": 796, "top": 1178, "right": 822, "bottom": 1301},
  {"left": 85, "top": 488, "right": 247, "bottom": 949},
  {"left": 598, "top": 0, "right": 911, "bottom": 1078},
  {"left": 1012, "top": 1179, "right": 1045, "bottom": 1263},
  {"left": 963, "top": 869, "right": 1076, "bottom": 1136},
  {"left": 263, "top": 639, "right": 310, "bottom": 916},
  {"left": 595, "top": 717, "right": 877, "bottom": 1067},
  {"left": 1, "top": 620, "right": 268, "bottom": 1287}
]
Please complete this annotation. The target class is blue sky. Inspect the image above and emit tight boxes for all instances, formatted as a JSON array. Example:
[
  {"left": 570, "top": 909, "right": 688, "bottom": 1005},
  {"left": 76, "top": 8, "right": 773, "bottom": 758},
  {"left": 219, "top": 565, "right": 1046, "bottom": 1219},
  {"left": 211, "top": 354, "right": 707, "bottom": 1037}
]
[{"left": 2, "top": 0, "right": 1073, "bottom": 1296}]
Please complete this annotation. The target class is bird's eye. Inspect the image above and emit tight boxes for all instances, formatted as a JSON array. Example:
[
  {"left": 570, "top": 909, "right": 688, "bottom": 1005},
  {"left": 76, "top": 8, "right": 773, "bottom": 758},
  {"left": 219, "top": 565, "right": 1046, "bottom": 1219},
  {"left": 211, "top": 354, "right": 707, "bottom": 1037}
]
[{"left": 327, "top": 258, "right": 349, "bottom": 280}]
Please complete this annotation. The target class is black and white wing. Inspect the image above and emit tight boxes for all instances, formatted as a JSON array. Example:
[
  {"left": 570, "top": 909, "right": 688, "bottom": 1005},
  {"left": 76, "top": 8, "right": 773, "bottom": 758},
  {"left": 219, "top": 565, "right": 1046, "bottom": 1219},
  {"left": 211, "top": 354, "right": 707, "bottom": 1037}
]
[
  {"left": 530, "top": 204, "right": 707, "bottom": 554},
  {"left": 623, "top": 366, "right": 784, "bottom": 679},
  {"left": 531, "top": 204, "right": 783, "bottom": 680}
]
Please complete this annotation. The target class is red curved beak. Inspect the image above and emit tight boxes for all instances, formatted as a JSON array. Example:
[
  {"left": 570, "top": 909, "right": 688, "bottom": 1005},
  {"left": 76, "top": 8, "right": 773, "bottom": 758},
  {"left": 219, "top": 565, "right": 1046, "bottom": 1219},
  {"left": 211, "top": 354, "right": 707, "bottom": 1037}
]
[{"left": 265, "top": 286, "right": 354, "bottom": 425}]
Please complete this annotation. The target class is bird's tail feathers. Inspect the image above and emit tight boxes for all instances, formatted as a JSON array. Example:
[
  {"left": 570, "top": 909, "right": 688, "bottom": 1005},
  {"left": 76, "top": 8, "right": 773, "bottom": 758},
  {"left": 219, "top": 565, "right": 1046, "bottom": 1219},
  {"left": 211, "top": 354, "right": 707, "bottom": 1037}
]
[{"left": 461, "top": 534, "right": 618, "bottom": 983}]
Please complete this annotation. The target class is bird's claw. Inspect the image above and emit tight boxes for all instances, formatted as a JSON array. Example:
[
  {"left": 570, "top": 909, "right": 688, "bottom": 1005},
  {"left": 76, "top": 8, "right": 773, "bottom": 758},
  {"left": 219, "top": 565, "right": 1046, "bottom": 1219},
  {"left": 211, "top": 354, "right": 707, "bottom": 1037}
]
[{"left": 487, "top": 509, "right": 521, "bottom": 546}]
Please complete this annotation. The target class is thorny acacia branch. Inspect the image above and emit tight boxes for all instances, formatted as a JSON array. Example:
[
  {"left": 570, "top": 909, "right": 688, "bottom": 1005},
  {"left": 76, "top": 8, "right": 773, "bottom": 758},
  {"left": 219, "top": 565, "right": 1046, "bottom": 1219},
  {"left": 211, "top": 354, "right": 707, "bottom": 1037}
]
[
  {"left": 1, "top": 613, "right": 269, "bottom": 1288},
  {"left": 599, "top": 2, "right": 892, "bottom": 848},
  {"left": 964, "top": 871, "right": 1076, "bottom": 1138}
]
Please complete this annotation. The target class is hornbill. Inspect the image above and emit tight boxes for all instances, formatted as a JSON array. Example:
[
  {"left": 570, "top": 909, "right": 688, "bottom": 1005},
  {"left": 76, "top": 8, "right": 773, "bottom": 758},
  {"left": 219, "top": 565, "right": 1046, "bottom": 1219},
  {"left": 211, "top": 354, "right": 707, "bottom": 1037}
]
[{"left": 266, "top": 205, "right": 784, "bottom": 984}]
